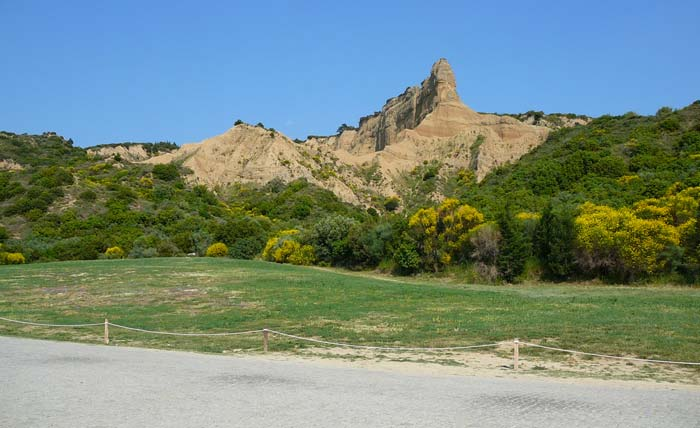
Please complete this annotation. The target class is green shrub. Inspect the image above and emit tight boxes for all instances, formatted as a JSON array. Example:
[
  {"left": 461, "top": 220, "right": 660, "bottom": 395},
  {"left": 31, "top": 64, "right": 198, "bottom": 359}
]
[
  {"left": 30, "top": 166, "right": 74, "bottom": 188},
  {"left": 152, "top": 164, "right": 180, "bottom": 181},
  {"left": 496, "top": 205, "right": 528, "bottom": 283},
  {"left": 393, "top": 235, "right": 421, "bottom": 275},
  {"left": 309, "top": 214, "right": 356, "bottom": 265},
  {"left": 383, "top": 197, "right": 400, "bottom": 212},
  {"left": 79, "top": 190, "right": 97, "bottom": 202},
  {"left": 206, "top": 242, "right": 229, "bottom": 257},
  {"left": 228, "top": 237, "right": 264, "bottom": 260},
  {"left": 49, "top": 236, "right": 103, "bottom": 261},
  {"left": 0, "top": 172, "right": 25, "bottom": 201},
  {"left": 535, "top": 203, "right": 576, "bottom": 280}
]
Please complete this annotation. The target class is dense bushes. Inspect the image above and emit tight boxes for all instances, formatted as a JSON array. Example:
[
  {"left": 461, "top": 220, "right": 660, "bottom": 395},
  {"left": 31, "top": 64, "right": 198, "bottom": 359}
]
[{"left": 213, "top": 216, "right": 270, "bottom": 259}]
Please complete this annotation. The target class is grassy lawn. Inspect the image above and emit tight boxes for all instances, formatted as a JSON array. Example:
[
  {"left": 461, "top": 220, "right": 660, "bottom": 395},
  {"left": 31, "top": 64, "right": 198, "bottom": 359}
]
[{"left": 0, "top": 257, "right": 699, "bottom": 364}]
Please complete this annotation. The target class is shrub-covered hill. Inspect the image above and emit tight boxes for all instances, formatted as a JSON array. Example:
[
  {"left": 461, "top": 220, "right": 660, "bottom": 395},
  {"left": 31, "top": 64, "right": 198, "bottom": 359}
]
[
  {"left": 453, "top": 101, "right": 700, "bottom": 217},
  {"left": 1, "top": 102, "right": 699, "bottom": 284},
  {"left": 0, "top": 132, "right": 368, "bottom": 262}
]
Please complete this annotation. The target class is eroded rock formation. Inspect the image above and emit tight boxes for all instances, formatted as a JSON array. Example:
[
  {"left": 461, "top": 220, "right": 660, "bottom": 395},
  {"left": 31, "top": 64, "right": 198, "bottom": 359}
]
[{"left": 147, "top": 59, "right": 553, "bottom": 205}]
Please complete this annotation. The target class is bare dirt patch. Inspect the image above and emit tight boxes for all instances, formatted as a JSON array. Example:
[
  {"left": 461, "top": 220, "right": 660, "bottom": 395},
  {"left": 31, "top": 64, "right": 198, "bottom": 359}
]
[{"left": 273, "top": 345, "right": 700, "bottom": 387}]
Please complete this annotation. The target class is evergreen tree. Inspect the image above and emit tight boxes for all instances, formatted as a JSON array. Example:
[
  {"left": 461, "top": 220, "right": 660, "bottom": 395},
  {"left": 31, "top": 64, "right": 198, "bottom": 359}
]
[
  {"left": 496, "top": 203, "right": 528, "bottom": 282},
  {"left": 680, "top": 207, "right": 700, "bottom": 283},
  {"left": 535, "top": 202, "right": 576, "bottom": 280}
]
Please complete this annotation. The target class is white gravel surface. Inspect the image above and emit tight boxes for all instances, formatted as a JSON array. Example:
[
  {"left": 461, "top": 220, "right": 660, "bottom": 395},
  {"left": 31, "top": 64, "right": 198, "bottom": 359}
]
[{"left": 1, "top": 336, "right": 699, "bottom": 428}]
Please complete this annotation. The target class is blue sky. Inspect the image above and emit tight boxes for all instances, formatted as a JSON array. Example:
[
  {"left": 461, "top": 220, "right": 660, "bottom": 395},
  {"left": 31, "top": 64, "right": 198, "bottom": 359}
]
[{"left": 1, "top": 1, "right": 698, "bottom": 147}]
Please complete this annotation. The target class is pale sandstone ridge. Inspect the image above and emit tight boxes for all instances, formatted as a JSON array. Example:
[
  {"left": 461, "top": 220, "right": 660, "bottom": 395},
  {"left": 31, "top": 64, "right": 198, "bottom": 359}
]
[
  {"left": 87, "top": 145, "right": 152, "bottom": 162},
  {"left": 148, "top": 59, "right": 552, "bottom": 205},
  {"left": 308, "top": 58, "right": 549, "bottom": 182},
  {"left": 146, "top": 125, "right": 362, "bottom": 204},
  {"left": 0, "top": 159, "right": 23, "bottom": 171}
]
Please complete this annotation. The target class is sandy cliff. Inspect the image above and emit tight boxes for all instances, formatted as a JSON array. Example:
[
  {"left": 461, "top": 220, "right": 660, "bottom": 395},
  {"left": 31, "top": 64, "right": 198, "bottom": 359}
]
[{"left": 147, "top": 59, "right": 553, "bottom": 205}]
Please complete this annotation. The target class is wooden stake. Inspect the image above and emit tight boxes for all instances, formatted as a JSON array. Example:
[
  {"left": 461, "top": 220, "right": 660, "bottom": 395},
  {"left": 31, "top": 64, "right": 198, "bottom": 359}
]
[
  {"left": 514, "top": 338, "right": 519, "bottom": 370},
  {"left": 263, "top": 329, "right": 269, "bottom": 353},
  {"left": 104, "top": 318, "right": 109, "bottom": 345}
]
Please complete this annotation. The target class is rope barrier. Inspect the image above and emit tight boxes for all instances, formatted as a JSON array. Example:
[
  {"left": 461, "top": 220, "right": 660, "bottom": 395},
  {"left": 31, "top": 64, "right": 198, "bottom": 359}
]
[
  {"left": 521, "top": 342, "right": 700, "bottom": 366},
  {"left": 0, "top": 316, "right": 104, "bottom": 328},
  {"left": 266, "top": 329, "right": 504, "bottom": 351},
  {"left": 107, "top": 322, "right": 264, "bottom": 337},
  {"left": 2, "top": 316, "right": 700, "bottom": 366}
]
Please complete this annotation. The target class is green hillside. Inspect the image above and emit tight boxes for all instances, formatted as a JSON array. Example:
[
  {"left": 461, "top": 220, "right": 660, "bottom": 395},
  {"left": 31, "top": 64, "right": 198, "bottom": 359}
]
[
  {"left": 0, "top": 131, "right": 367, "bottom": 263},
  {"left": 456, "top": 102, "right": 700, "bottom": 215},
  {"left": 1, "top": 102, "right": 699, "bottom": 284}
]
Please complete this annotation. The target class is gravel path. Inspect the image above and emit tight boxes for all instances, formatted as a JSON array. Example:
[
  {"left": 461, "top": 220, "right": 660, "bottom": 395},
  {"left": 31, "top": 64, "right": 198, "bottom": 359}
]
[{"left": 1, "top": 336, "right": 699, "bottom": 428}]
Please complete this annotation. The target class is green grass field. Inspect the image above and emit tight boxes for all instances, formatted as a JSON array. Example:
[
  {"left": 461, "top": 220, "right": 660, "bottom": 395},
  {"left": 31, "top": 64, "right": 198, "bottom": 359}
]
[{"left": 1, "top": 258, "right": 699, "bottom": 364}]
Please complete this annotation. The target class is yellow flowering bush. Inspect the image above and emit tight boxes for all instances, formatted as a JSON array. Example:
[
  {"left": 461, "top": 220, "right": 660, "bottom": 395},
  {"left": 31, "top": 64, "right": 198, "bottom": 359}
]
[
  {"left": 4, "top": 252, "right": 26, "bottom": 264},
  {"left": 104, "top": 246, "right": 125, "bottom": 259},
  {"left": 408, "top": 199, "right": 485, "bottom": 271},
  {"left": 575, "top": 202, "right": 679, "bottom": 276},
  {"left": 262, "top": 230, "right": 315, "bottom": 265},
  {"left": 205, "top": 242, "right": 229, "bottom": 257}
]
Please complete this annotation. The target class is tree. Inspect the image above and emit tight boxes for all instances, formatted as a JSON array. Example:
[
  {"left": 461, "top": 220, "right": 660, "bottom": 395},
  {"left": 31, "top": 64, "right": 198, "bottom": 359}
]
[
  {"left": 679, "top": 207, "right": 700, "bottom": 282},
  {"left": 496, "top": 204, "right": 528, "bottom": 282},
  {"left": 437, "top": 198, "right": 484, "bottom": 263},
  {"left": 392, "top": 234, "right": 421, "bottom": 275},
  {"left": 214, "top": 216, "right": 269, "bottom": 259},
  {"left": 309, "top": 214, "right": 356, "bottom": 265},
  {"left": 469, "top": 223, "right": 501, "bottom": 282},
  {"left": 535, "top": 202, "right": 576, "bottom": 280},
  {"left": 408, "top": 207, "right": 441, "bottom": 271},
  {"left": 346, "top": 221, "right": 394, "bottom": 268},
  {"left": 336, "top": 123, "right": 357, "bottom": 134}
]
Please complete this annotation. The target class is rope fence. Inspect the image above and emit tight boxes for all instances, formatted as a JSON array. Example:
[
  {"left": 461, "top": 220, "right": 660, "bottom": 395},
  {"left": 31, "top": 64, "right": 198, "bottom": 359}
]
[
  {"left": 1, "top": 316, "right": 699, "bottom": 368},
  {"left": 267, "top": 329, "right": 503, "bottom": 352}
]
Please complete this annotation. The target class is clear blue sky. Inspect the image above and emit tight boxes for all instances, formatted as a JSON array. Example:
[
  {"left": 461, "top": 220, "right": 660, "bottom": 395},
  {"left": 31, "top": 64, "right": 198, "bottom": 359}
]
[{"left": 1, "top": 0, "right": 698, "bottom": 147}]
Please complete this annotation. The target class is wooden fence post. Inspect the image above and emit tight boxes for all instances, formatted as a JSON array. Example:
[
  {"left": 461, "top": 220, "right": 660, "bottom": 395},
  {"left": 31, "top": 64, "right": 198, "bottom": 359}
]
[
  {"left": 104, "top": 318, "right": 109, "bottom": 345},
  {"left": 263, "top": 328, "right": 269, "bottom": 353},
  {"left": 513, "top": 338, "right": 519, "bottom": 370}
]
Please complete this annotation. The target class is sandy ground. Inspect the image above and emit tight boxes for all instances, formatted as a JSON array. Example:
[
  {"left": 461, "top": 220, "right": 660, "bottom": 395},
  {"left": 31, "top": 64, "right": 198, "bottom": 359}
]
[{"left": 249, "top": 344, "right": 700, "bottom": 389}]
